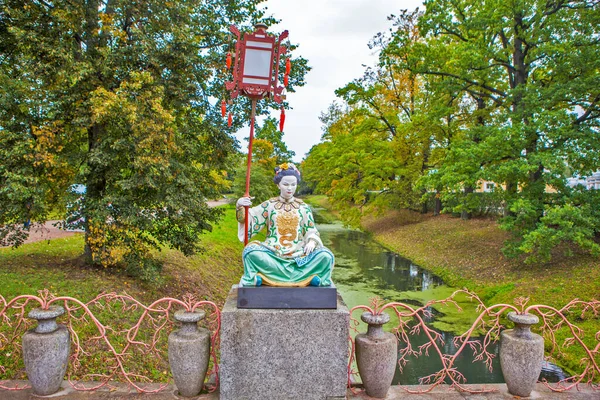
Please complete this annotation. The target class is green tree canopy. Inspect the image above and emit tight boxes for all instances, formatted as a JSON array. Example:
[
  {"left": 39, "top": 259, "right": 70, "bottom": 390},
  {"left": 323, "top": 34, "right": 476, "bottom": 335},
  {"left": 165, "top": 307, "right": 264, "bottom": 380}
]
[
  {"left": 233, "top": 117, "right": 296, "bottom": 202},
  {"left": 258, "top": 116, "right": 295, "bottom": 161},
  {"left": 0, "top": 0, "right": 308, "bottom": 273},
  {"left": 304, "top": 0, "right": 600, "bottom": 262},
  {"left": 408, "top": 0, "right": 600, "bottom": 261}
]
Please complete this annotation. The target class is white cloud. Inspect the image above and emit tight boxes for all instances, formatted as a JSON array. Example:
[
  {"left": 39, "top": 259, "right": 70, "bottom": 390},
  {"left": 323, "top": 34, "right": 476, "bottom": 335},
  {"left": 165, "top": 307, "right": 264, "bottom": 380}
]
[{"left": 234, "top": 0, "right": 424, "bottom": 161}]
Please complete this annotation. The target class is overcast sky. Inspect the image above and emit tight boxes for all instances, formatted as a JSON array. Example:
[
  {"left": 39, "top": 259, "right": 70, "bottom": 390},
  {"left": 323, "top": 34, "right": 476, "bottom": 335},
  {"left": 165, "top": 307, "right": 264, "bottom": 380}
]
[{"left": 233, "top": 0, "right": 424, "bottom": 162}]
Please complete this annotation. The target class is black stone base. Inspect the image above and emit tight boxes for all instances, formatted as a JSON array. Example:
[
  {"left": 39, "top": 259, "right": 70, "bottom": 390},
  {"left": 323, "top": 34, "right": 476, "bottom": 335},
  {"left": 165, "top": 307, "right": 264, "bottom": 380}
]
[{"left": 236, "top": 283, "right": 338, "bottom": 309}]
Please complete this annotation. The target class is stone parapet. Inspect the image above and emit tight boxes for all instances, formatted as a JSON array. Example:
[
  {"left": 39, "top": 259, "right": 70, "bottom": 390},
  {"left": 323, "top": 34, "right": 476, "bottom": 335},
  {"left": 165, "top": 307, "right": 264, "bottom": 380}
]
[
  {"left": 1, "top": 382, "right": 598, "bottom": 399},
  {"left": 220, "top": 285, "right": 349, "bottom": 400}
]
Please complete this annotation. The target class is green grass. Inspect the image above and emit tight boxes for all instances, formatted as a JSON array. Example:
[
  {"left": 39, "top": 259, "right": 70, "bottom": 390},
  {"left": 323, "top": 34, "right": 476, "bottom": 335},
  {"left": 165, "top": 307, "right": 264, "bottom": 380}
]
[
  {"left": 0, "top": 206, "right": 245, "bottom": 382},
  {"left": 0, "top": 205, "right": 246, "bottom": 302},
  {"left": 157, "top": 204, "right": 247, "bottom": 304}
]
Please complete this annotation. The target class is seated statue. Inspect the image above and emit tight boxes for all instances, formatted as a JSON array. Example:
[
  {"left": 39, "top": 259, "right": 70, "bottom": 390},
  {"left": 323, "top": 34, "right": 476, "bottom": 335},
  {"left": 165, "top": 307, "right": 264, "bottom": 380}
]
[{"left": 236, "top": 163, "right": 334, "bottom": 287}]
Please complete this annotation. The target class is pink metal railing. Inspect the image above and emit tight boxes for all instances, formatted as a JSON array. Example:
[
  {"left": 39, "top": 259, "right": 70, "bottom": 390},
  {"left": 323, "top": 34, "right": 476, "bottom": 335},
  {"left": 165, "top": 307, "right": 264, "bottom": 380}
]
[
  {"left": 0, "top": 290, "right": 220, "bottom": 393},
  {"left": 348, "top": 290, "right": 599, "bottom": 394},
  {"left": 0, "top": 289, "right": 598, "bottom": 395}
]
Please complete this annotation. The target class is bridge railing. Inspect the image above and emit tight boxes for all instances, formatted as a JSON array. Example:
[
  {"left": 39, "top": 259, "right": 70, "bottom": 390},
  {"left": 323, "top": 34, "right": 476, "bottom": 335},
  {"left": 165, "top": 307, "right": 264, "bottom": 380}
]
[
  {"left": 0, "top": 289, "right": 598, "bottom": 396},
  {"left": 348, "top": 289, "right": 599, "bottom": 395},
  {"left": 0, "top": 290, "right": 220, "bottom": 393}
]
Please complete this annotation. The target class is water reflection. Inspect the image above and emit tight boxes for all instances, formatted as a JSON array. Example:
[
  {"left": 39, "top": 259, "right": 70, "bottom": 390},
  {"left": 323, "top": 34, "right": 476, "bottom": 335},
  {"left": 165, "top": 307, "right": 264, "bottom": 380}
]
[
  {"left": 393, "top": 323, "right": 567, "bottom": 385},
  {"left": 312, "top": 206, "right": 568, "bottom": 384},
  {"left": 321, "top": 227, "right": 445, "bottom": 293}
]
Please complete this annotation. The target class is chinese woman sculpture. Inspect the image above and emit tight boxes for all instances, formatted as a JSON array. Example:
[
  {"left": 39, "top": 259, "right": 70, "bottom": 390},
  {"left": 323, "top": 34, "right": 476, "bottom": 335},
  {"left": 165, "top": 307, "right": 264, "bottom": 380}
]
[{"left": 236, "top": 163, "right": 334, "bottom": 287}]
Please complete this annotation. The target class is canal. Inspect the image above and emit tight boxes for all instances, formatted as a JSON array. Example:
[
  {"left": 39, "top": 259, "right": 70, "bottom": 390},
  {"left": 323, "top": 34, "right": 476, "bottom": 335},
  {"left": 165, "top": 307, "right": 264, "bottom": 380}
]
[{"left": 312, "top": 206, "right": 567, "bottom": 385}]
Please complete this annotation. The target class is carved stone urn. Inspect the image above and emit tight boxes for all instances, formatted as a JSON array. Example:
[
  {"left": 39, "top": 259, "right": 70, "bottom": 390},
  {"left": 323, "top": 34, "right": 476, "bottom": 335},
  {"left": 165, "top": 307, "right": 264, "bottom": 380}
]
[
  {"left": 500, "top": 312, "right": 544, "bottom": 397},
  {"left": 22, "top": 305, "right": 70, "bottom": 396},
  {"left": 168, "top": 310, "right": 211, "bottom": 397},
  {"left": 355, "top": 311, "right": 397, "bottom": 398}
]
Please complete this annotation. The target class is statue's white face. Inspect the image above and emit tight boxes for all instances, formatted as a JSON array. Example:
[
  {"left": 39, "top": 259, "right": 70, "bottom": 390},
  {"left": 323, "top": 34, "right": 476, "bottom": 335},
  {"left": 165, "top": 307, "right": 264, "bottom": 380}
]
[{"left": 278, "top": 175, "right": 298, "bottom": 200}]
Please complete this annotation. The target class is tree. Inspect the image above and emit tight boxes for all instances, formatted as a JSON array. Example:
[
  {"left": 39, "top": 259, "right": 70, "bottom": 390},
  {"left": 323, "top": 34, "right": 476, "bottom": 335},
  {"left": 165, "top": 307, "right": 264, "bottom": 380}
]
[
  {"left": 255, "top": 116, "right": 296, "bottom": 166},
  {"left": 386, "top": 0, "right": 600, "bottom": 261},
  {"left": 305, "top": 0, "right": 600, "bottom": 262},
  {"left": 303, "top": 11, "right": 451, "bottom": 223},
  {"left": 0, "top": 0, "right": 308, "bottom": 273},
  {"left": 232, "top": 117, "right": 296, "bottom": 202},
  {"left": 303, "top": 101, "right": 401, "bottom": 225}
]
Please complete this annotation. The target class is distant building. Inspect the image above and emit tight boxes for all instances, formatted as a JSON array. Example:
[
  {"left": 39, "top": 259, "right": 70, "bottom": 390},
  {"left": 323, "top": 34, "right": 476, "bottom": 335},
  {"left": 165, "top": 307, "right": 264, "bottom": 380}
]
[
  {"left": 567, "top": 172, "right": 600, "bottom": 190},
  {"left": 567, "top": 177, "right": 587, "bottom": 188},
  {"left": 587, "top": 172, "right": 600, "bottom": 190},
  {"left": 483, "top": 182, "right": 496, "bottom": 193},
  {"left": 475, "top": 171, "right": 600, "bottom": 193},
  {"left": 475, "top": 180, "right": 558, "bottom": 193}
]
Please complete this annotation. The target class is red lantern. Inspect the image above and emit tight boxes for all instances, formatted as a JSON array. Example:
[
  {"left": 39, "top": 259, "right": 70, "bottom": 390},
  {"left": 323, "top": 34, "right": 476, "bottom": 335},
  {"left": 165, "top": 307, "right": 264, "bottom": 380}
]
[
  {"left": 285, "top": 58, "right": 291, "bottom": 75},
  {"left": 227, "top": 112, "right": 233, "bottom": 127},
  {"left": 225, "top": 24, "right": 290, "bottom": 245},
  {"left": 279, "top": 107, "right": 285, "bottom": 132},
  {"left": 221, "top": 100, "right": 226, "bottom": 117},
  {"left": 226, "top": 24, "right": 288, "bottom": 102},
  {"left": 226, "top": 52, "right": 232, "bottom": 69}
]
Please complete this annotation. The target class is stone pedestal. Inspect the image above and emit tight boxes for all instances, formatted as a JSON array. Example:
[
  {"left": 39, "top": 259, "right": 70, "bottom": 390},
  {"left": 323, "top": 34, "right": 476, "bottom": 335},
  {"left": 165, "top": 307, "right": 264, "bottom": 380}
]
[
  {"left": 237, "top": 283, "right": 338, "bottom": 309},
  {"left": 220, "top": 285, "right": 349, "bottom": 400}
]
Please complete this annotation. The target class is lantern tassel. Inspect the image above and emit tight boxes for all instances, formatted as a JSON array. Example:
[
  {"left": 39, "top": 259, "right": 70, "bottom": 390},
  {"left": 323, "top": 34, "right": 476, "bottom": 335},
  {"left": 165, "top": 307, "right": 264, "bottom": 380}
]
[
  {"left": 228, "top": 111, "right": 233, "bottom": 127},
  {"left": 221, "top": 100, "right": 226, "bottom": 118},
  {"left": 279, "top": 107, "right": 285, "bottom": 132},
  {"left": 284, "top": 74, "right": 289, "bottom": 87}
]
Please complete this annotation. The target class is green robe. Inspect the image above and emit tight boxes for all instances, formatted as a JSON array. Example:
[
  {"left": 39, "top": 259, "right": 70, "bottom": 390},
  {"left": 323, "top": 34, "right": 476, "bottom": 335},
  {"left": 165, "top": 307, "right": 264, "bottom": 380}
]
[{"left": 237, "top": 196, "right": 334, "bottom": 286}]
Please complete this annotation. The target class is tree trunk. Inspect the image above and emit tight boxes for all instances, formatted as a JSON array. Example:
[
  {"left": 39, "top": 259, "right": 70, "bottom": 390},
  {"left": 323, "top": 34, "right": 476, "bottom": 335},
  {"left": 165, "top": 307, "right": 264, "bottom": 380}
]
[
  {"left": 83, "top": 123, "right": 106, "bottom": 264},
  {"left": 82, "top": 0, "right": 107, "bottom": 263},
  {"left": 461, "top": 186, "right": 474, "bottom": 220},
  {"left": 420, "top": 189, "right": 428, "bottom": 214},
  {"left": 503, "top": 181, "right": 517, "bottom": 217},
  {"left": 434, "top": 192, "right": 442, "bottom": 216}
]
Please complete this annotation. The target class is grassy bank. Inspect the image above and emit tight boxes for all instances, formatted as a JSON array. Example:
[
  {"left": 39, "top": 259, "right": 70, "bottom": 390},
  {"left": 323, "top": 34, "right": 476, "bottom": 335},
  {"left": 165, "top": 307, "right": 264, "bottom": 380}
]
[
  {"left": 307, "top": 195, "right": 600, "bottom": 376},
  {"left": 308, "top": 195, "right": 600, "bottom": 306},
  {"left": 0, "top": 205, "right": 244, "bottom": 305},
  {"left": 0, "top": 205, "right": 244, "bottom": 382}
]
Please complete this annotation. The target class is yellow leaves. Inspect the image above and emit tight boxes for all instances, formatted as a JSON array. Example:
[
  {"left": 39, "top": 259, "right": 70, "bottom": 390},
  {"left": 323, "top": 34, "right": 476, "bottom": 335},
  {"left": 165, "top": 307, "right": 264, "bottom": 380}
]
[
  {"left": 87, "top": 219, "right": 144, "bottom": 268},
  {"left": 90, "top": 72, "right": 177, "bottom": 150},
  {"left": 209, "top": 169, "right": 231, "bottom": 191},
  {"left": 90, "top": 87, "right": 119, "bottom": 122},
  {"left": 253, "top": 139, "right": 276, "bottom": 170},
  {"left": 98, "top": 12, "right": 114, "bottom": 27},
  {"left": 27, "top": 122, "right": 75, "bottom": 187}
]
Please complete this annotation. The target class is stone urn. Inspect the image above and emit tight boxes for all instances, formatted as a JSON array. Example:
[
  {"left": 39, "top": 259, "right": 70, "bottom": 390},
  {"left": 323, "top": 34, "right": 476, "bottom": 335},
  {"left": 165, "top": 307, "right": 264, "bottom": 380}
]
[
  {"left": 168, "top": 310, "right": 211, "bottom": 397},
  {"left": 355, "top": 311, "right": 397, "bottom": 398},
  {"left": 500, "top": 312, "right": 544, "bottom": 397},
  {"left": 22, "top": 305, "right": 70, "bottom": 396}
]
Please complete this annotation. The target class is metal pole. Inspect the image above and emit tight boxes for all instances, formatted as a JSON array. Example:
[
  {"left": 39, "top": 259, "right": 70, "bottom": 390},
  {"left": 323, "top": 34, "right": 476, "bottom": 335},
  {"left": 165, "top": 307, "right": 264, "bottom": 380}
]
[{"left": 243, "top": 99, "right": 257, "bottom": 245}]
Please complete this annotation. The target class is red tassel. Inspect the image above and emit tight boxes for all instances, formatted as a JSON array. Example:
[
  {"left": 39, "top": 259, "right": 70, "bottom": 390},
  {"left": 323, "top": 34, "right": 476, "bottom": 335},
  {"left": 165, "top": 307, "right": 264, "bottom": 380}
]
[
  {"left": 221, "top": 100, "right": 226, "bottom": 118},
  {"left": 285, "top": 58, "right": 291, "bottom": 75},
  {"left": 284, "top": 74, "right": 289, "bottom": 87},
  {"left": 226, "top": 52, "right": 232, "bottom": 69},
  {"left": 279, "top": 107, "right": 285, "bottom": 132},
  {"left": 227, "top": 112, "right": 233, "bottom": 127}
]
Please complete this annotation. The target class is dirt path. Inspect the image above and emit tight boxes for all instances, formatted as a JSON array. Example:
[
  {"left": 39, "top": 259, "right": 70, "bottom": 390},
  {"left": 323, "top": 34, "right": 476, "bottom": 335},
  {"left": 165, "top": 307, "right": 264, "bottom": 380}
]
[
  {"left": 2, "top": 198, "right": 231, "bottom": 247},
  {"left": 13, "top": 221, "right": 83, "bottom": 246}
]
